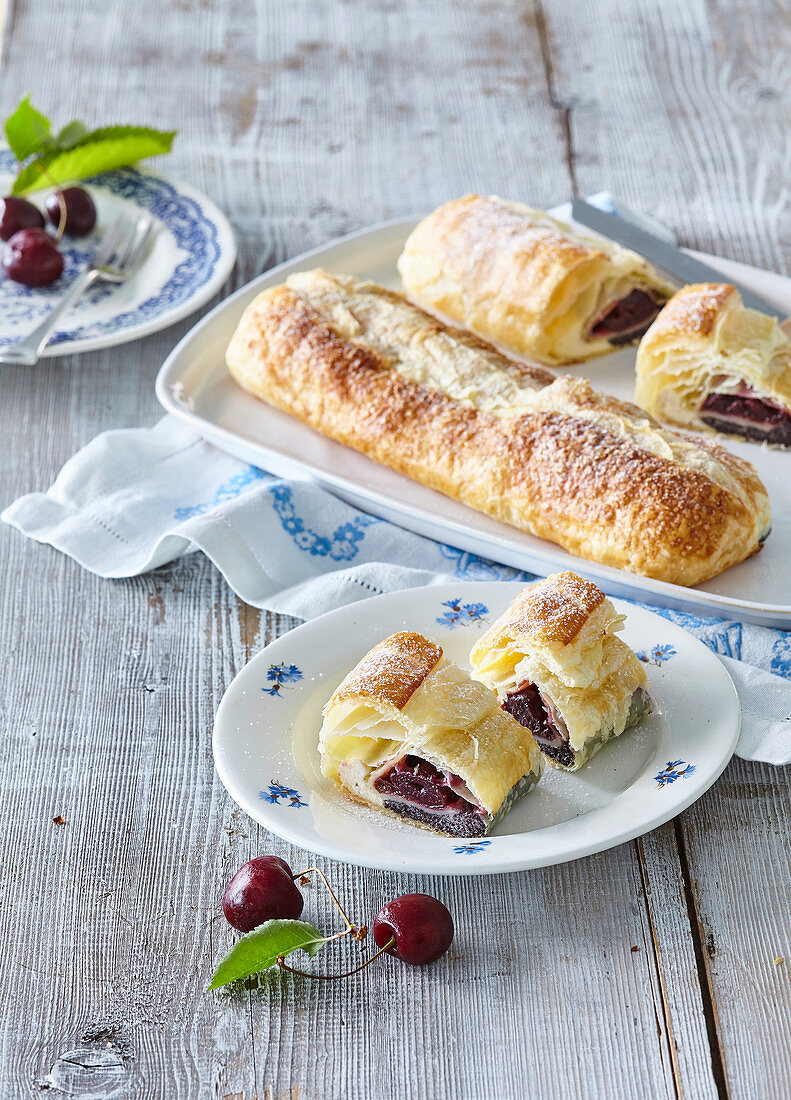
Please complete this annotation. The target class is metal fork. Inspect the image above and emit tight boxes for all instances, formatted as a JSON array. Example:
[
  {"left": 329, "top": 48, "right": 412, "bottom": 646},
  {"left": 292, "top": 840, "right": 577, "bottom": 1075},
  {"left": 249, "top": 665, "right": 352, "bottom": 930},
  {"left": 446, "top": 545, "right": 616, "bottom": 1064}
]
[{"left": 0, "top": 212, "right": 157, "bottom": 366}]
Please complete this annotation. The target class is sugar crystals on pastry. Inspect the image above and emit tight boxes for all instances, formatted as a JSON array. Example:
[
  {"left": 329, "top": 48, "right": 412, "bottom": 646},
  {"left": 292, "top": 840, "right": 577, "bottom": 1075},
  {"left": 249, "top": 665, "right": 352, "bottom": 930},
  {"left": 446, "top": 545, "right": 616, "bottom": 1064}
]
[
  {"left": 470, "top": 573, "right": 651, "bottom": 772},
  {"left": 397, "top": 194, "right": 675, "bottom": 365},
  {"left": 319, "top": 632, "right": 544, "bottom": 836},
  {"left": 226, "top": 269, "right": 771, "bottom": 587},
  {"left": 635, "top": 283, "right": 791, "bottom": 446}
]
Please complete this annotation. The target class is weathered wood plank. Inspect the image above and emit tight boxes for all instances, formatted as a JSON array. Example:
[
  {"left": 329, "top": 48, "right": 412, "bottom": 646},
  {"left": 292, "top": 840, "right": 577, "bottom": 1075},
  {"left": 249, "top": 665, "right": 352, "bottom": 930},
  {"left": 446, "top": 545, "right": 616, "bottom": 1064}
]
[
  {"left": 238, "top": 848, "right": 686, "bottom": 1099},
  {"left": 2, "top": 0, "right": 790, "bottom": 1096},
  {"left": 678, "top": 759, "right": 791, "bottom": 1098},
  {"left": 0, "top": 0, "right": 9, "bottom": 60},
  {"left": 540, "top": 0, "right": 791, "bottom": 271},
  {"left": 638, "top": 825, "right": 721, "bottom": 1099},
  {"left": 542, "top": 0, "right": 791, "bottom": 1096}
]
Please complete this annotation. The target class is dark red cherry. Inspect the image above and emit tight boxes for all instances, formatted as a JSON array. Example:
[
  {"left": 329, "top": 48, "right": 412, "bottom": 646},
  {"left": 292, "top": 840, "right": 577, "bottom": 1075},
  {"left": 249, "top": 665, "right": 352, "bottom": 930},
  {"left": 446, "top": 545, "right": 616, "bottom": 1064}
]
[
  {"left": 222, "top": 856, "right": 303, "bottom": 933},
  {"left": 0, "top": 196, "right": 45, "bottom": 241},
  {"left": 3, "top": 228, "right": 63, "bottom": 286},
  {"left": 258, "top": 854, "right": 293, "bottom": 878},
  {"left": 46, "top": 187, "right": 96, "bottom": 237},
  {"left": 373, "top": 893, "right": 454, "bottom": 965}
]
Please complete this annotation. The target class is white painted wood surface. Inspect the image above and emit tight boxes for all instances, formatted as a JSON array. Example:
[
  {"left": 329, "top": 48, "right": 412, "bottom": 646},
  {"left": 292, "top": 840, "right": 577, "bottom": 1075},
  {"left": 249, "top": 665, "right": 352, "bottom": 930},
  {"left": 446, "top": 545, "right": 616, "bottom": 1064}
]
[{"left": 0, "top": 0, "right": 789, "bottom": 1096}]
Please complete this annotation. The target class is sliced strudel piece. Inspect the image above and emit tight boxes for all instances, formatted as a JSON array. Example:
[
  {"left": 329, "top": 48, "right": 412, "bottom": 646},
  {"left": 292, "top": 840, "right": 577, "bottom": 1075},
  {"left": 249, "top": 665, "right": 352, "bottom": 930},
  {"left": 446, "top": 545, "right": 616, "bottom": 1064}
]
[
  {"left": 470, "top": 573, "right": 651, "bottom": 771},
  {"left": 397, "top": 194, "right": 675, "bottom": 365},
  {"left": 319, "top": 632, "right": 543, "bottom": 837},
  {"left": 635, "top": 283, "right": 791, "bottom": 446}
]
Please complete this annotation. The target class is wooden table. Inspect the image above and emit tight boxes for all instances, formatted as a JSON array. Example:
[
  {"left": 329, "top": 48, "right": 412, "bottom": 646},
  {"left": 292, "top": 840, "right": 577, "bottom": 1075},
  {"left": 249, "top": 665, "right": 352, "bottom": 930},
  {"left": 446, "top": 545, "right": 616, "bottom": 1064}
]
[{"left": 1, "top": 1, "right": 789, "bottom": 1096}]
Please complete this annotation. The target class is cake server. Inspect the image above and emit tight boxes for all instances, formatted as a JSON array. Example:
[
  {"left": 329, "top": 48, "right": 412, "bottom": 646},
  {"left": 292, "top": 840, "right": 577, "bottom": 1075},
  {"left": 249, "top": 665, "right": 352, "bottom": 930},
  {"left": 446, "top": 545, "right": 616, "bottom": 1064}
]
[{"left": 571, "top": 198, "right": 782, "bottom": 318}]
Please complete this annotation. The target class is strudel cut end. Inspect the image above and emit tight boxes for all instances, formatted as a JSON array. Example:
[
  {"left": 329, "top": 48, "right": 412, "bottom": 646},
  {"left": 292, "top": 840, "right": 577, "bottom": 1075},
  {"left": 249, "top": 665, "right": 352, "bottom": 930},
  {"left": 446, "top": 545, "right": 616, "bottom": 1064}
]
[
  {"left": 319, "top": 632, "right": 543, "bottom": 836},
  {"left": 397, "top": 194, "right": 675, "bottom": 365},
  {"left": 635, "top": 283, "right": 791, "bottom": 447},
  {"left": 470, "top": 573, "right": 651, "bottom": 771}
]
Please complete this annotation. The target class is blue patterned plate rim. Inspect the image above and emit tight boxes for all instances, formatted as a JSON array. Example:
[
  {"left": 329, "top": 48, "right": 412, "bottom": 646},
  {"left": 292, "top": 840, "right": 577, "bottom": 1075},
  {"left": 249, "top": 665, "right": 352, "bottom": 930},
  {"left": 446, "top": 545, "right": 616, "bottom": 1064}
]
[{"left": 0, "top": 148, "right": 236, "bottom": 356}]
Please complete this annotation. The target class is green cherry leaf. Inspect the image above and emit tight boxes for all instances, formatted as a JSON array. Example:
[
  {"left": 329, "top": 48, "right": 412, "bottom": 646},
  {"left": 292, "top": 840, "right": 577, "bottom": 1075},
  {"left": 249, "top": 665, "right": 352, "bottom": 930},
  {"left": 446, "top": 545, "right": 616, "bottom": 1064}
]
[
  {"left": 4, "top": 95, "right": 52, "bottom": 161},
  {"left": 207, "top": 919, "right": 327, "bottom": 991},
  {"left": 54, "top": 120, "right": 90, "bottom": 150},
  {"left": 11, "top": 125, "right": 177, "bottom": 194}
]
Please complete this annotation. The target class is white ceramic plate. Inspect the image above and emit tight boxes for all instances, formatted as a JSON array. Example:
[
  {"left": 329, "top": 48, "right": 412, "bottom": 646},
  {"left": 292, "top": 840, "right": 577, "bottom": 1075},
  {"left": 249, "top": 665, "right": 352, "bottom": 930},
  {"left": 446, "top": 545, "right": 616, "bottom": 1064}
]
[
  {"left": 156, "top": 215, "right": 791, "bottom": 627},
  {"left": 213, "top": 583, "right": 739, "bottom": 876},
  {"left": 0, "top": 152, "right": 236, "bottom": 355}
]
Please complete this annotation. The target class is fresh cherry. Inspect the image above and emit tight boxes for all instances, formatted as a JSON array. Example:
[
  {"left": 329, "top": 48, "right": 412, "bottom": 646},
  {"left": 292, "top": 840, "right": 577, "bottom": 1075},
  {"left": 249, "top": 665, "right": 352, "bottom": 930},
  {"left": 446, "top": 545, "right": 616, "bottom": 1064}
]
[
  {"left": 3, "top": 228, "right": 63, "bottom": 286},
  {"left": 222, "top": 855, "right": 303, "bottom": 933},
  {"left": 0, "top": 196, "right": 45, "bottom": 241},
  {"left": 46, "top": 186, "right": 96, "bottom": 237},
  {"left": 373, "top": 893, "right": 454, "bottom": 965}
]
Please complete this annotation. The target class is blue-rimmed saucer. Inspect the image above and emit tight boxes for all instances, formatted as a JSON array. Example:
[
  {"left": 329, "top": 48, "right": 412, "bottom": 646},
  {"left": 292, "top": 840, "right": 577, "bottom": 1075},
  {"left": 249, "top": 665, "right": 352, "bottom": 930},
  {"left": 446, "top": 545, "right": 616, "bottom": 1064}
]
[{"left": 0, "top": 149, "right": 236, "bottom": 355}]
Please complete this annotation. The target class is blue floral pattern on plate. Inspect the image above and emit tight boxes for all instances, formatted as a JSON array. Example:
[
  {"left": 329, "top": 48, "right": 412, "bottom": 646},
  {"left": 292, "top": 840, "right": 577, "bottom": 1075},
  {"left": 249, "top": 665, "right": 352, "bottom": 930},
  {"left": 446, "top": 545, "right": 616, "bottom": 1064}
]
[
  {"left": 0, "top": 149, "right": 228, "bottom": 349},
  {"left": 436, "top": 598, "right": 489, "bottom": 627},
  {"left": 260, "top": 781, "right": 307, "bottom": 808},
  {"left": 654, "top": 760, "right": 696, "bottom": 787},
  {"left": 637, "top": 643, "right": 677, "bottom": 667},
  {"left": 454, "top": 840, "right": 492, "bottom": 854},
  {"left": 262, "top": 663, "right": 303, "bottom": 697}
]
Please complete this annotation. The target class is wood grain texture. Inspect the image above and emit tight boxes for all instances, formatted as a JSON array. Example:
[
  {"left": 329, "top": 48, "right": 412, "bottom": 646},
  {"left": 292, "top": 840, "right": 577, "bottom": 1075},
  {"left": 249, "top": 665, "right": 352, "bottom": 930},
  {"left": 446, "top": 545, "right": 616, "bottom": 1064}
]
[
  {"left": 540, "top": 3, "right": 791, "bottom": 1096},
  {"left": 0, "top": 0, "right": 789, "bottom": 1096},
  {"left": 678, "top": 760, "right": 791, "bottom": 1097}
]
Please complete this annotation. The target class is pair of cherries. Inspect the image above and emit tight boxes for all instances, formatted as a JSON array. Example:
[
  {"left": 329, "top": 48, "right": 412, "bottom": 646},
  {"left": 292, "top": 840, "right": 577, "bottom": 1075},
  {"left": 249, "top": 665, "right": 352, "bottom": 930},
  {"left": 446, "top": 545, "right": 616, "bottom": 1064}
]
[
  {"left": 223, "top": 855, "right": 454, "bottom": 967},
  {"left": 0, "top": 188, "right": 97, "bottom": 287}
]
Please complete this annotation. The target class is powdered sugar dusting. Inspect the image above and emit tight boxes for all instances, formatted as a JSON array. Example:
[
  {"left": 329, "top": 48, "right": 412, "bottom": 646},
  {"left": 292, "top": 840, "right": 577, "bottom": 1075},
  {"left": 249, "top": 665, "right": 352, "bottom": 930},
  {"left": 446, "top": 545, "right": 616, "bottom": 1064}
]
[
  {"left": 651, "top": 283, "right": 735, "bottom": 337},
  {"left": 330, "top": 631, "right": 442, "bottom": 711},
  {"left": 498, "top": 571, "right": 606, "bottom": 646}
]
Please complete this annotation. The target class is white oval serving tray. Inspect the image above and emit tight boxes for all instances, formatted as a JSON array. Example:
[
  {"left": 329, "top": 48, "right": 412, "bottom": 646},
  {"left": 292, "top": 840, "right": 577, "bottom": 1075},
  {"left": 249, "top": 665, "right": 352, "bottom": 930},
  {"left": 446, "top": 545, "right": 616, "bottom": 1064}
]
[{"left": 157, "top": 215, "right": 791, "bottom": 627}]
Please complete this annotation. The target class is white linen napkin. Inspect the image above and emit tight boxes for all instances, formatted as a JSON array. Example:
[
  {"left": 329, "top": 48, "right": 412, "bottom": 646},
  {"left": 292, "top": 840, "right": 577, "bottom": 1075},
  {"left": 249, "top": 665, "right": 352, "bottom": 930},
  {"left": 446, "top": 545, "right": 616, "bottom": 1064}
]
[
  {"left": 5, "top": 414, "right": 791, "bottom": 765},
  {"left": 4, "top": 195, "right": 790, "bottom": 764}
]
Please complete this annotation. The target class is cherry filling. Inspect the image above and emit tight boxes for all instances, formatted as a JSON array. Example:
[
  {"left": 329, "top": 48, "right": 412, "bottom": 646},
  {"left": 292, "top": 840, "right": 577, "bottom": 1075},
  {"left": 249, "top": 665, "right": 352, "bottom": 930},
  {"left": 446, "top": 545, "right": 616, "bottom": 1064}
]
[
  {"left": 502, "top": 682, "right": 575, "bottom": 769},
  {"left": 700, "top": 385, "right": 791, "bottom": 446},
  {"left": 374, "top": 755, "right": 487, "bottom": 837},
  {"left": 588, "top": 289, "right": 663, "bottom": 345}
]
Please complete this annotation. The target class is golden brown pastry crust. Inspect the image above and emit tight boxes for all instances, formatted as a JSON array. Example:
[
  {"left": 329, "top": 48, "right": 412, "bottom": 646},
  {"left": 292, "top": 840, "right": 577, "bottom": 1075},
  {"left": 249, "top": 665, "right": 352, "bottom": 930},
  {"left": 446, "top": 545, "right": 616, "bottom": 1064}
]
[
  {"left": 331, "top": 632, "right": 442, "bottom": 711},
  {"left": 469, "top": 573, "right": 649, "bottom": 769},
  {"left": 635, "top": 283, "right": 791, "bottom": 441},
  {"left": 475, "top": 571, "right": 606, "bottom": 650},
  {"left": 320, "top": 632, "right": 544, "bottom": 823},
  {"left": 650, "top": 283, "right": 735, "bottom": 338},
  {"left": 226, "top": 270, "right": 771, "bottom": 587},
  {"left": 397, "top": 195, "right": 675, "bottom": 365}
]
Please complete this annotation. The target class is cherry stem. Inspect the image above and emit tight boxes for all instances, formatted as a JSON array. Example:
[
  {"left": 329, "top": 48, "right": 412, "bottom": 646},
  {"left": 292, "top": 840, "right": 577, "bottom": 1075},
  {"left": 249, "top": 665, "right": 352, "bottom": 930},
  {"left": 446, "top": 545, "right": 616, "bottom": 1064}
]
[
  {"left": 38, "top": 165, "right": 67, "bottom": 242},
  {"left": 276, "top": 937, "right": 395, "bottom": 980},
  {"left": 293, "top": 867, "right": 358, "bottom": 936},
  {"left": 55, "top": 191, "right": 67, "bottom": 243}
]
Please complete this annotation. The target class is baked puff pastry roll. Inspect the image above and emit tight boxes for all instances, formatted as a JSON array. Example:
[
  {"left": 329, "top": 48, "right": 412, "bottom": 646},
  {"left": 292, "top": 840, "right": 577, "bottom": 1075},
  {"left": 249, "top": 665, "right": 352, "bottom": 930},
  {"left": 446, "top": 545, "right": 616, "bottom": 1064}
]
[
  {"left": 397, "top": 195, "right": 675, "bottom": 365},
  {"left": 226, "top": 269, "right": 771, "bottom": 585},
  {"left": 319, "top": 632, "right": 544, "bottom": 836},
  {"left": 635, "top": 283, "right": 791, "bottom": 447},
  {"left": 470, "top": 573, "right": 651, "bottom": 771}
]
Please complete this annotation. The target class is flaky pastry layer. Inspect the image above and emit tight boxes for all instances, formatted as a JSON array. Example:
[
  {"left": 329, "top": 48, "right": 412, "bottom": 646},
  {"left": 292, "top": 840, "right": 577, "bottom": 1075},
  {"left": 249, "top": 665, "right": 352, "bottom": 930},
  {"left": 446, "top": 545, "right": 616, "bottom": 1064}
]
[
  {"left": 397, "top": 195, "right": 675, "bottom": 365},
  {"left": 635, "top": 283, "right": 791, "bottom": 442},
  {"left": 319, "top": 632, "right": 543, "bottom": 825},
  {"left": 470, "top": 574, "right": 649, "bottom": 769},
  {"left": 226, "top": 269, "right": 771, "bottom": 587}
]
